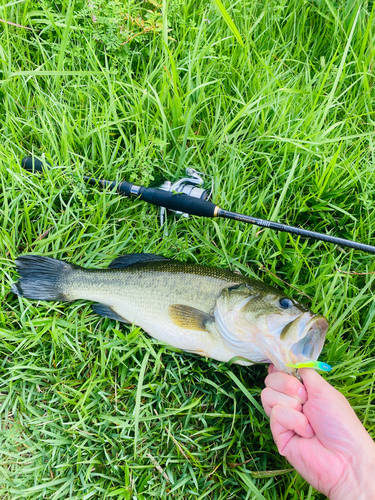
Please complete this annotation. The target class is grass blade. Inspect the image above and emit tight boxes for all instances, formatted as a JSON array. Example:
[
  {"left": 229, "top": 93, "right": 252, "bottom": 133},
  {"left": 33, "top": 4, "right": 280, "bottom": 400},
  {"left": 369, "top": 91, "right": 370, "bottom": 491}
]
[
  {"left": 227, "top": 371, "right": 267, "bottom": 418},
  {"left": 133, "top": 351, "right": 150, "bottom": 458},
  {"left": 212, "top": 0, "right": 244, "bottom": 46}
]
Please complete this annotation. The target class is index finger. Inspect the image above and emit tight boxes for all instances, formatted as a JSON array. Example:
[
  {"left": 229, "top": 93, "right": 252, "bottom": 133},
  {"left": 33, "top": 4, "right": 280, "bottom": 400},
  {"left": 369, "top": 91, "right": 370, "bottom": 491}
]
[
  {"left": 270, "top": 405, "right": 314, "bottom": 455},
  {"left": 265, "top": 372, "right": 308, "bottom": 405}
]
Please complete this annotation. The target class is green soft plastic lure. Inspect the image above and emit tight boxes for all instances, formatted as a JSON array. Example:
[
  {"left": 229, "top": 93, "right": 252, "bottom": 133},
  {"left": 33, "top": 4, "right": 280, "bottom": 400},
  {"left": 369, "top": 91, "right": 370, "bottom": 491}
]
[{"left": 286, "top": 360, "right": 332, "bottom": 372}]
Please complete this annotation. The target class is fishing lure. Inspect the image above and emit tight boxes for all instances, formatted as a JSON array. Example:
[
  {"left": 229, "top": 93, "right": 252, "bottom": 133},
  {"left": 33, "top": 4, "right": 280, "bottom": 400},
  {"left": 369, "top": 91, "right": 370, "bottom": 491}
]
[{"left": 286, "top": 360, "right": 332, "bottom": 372}]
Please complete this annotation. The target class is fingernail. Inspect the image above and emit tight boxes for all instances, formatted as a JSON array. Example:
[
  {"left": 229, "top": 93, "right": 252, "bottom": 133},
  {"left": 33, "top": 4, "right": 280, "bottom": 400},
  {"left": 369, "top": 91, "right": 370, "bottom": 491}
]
[
  {"left": 306, "top": 424, "right": 314, "bottom": 437},
  {"left": 298, "top": 387, "right": 307, "bottom": 404}
]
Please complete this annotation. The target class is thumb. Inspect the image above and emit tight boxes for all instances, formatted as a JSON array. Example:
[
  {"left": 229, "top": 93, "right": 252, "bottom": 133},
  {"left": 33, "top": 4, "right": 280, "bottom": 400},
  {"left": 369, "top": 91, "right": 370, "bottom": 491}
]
[{"left": 299, "top": 368, "right": 334, "bottom": 395}]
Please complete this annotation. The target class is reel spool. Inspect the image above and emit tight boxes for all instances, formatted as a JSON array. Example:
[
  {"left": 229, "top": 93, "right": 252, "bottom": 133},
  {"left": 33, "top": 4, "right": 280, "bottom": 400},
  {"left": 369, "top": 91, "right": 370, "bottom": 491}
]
[{"left": 156, "top": 168, "right": 212, "bottom": 225}]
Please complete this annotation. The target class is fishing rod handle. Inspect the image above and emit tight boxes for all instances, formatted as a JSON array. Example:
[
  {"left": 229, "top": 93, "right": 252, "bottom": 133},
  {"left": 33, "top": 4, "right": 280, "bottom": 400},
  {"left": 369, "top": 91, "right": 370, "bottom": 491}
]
[
  {"left": 138, "top": 187, "right": 217, "bottom": 217},
  {"left": 219, "top": 209, "right": 375, "bottom": 254},
  {"left": 20, "top": 157, "right": 375, "bottom": 253},
  {"left": 21, "top": 157, "right": 218, "bottom": 217},
  {"left": 22, "top": 156, "right": 51, "bottom": 173},
  {"left": 21, "top": 157, "right": 136, "bottom": 200},
  {"left": 84, "top": 178, "right": 218, "bottom": 217},
  {"left": 83, "top": 176, "right": 134, "bottom": 197}
]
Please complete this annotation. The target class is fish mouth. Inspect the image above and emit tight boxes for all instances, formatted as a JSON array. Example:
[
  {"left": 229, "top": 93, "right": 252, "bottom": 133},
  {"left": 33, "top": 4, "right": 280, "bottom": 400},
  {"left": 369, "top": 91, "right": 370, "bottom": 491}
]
[{"left": 289, "top": 315, "right": 328, "bottom": 363}]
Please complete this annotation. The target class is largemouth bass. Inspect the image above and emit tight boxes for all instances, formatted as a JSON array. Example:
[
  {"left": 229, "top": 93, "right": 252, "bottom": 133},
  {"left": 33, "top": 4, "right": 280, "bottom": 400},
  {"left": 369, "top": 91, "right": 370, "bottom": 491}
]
[{"left": 11, "top": 253, "right": 329, "bottom": 374}]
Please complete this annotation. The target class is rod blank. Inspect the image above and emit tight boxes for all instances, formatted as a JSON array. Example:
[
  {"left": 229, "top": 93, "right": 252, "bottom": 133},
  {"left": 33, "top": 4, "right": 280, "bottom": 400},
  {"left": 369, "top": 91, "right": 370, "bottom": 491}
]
[
  {"left": 21, "top": 156, "right": 375, "bottom": 255},
  {"left": 218, "top": 209, "right": 375, "bottom": 254}
]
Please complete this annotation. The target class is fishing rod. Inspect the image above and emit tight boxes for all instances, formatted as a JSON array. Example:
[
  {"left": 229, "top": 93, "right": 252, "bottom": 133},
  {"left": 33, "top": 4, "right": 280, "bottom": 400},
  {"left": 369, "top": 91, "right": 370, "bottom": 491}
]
[{"left": 21, "top": 156, "right": 375, "bottom": 255}]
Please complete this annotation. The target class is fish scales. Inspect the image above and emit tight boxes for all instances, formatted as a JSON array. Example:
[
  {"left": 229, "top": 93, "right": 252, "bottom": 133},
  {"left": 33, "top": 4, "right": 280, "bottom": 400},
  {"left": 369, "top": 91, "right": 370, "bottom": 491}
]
[
  {"left": 61, "top": 262, "right": 246, "bottom": 358},
  {"left": 63, "top": 261, "right": 249, "bottom": 307},
  {"left": 11, "top": 254, "right": 329, "bottom": 373}
]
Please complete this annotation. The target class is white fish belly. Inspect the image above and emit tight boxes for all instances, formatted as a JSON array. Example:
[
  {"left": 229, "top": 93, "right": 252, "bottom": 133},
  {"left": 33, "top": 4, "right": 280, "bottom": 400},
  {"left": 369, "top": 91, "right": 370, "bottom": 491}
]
[
  {"left": 112, "top": 301, "right": 249, "bottom": 364},
  {"left": 66, "top": 269, "right": 252, "bottom": 364}
]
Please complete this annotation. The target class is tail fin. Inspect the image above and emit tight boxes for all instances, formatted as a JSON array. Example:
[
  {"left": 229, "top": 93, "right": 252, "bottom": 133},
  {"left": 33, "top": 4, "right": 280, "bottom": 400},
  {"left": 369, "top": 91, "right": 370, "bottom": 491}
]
[{"left": 11, "top": 255, "right": 78, "bottom": 301}]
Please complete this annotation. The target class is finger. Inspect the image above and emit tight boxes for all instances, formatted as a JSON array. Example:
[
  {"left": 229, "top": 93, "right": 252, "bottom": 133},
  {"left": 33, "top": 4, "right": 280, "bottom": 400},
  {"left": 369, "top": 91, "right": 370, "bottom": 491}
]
[
  {"left": 270, "top": 405, "right": 314, "bottom": 453},
  {"left": 267, "top": 364, "right": 284, "bottom": 374},
  {"left": 264, "top": 372, "right": 308, "bottom": 404},
  {"left": 299, "top": 368, "right": 336, "bottom": 397},
  {"left": 261, "top": 387, "right": 302, "bottom": 417},
  {"left": 299, "top": 368, "right": 353, "bottom": 414}
]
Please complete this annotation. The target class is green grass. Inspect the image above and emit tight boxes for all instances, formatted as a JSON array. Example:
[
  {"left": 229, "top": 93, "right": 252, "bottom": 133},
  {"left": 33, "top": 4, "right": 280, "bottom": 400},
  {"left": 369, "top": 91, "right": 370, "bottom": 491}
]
[{"left": 1, "top": 0, "right": 375, "bottom": 498}]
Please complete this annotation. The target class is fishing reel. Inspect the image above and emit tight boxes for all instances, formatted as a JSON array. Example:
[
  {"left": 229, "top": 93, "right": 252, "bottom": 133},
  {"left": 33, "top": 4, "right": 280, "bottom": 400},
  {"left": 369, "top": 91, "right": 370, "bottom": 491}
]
[
  {"left": 156, "top": 168, "right": 212, "bottom": 225},
  {"left": 20, "top": 156, "right": 375, "bottom": 253},
  {"left": 21, "top": 156, "right": 213, "bottom": 226}
]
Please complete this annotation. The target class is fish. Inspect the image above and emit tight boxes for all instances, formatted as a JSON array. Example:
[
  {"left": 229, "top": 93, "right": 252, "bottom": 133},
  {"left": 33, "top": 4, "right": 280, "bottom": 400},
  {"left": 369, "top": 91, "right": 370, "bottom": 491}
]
[{"left": 11, "top": 253, "right": 329, "bottom": 374}]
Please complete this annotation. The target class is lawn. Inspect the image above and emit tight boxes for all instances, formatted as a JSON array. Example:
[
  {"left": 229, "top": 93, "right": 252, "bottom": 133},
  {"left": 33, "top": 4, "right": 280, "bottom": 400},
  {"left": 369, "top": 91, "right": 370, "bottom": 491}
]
[{"left": 1, "top": 0, "right": 375, "bottom": 498}]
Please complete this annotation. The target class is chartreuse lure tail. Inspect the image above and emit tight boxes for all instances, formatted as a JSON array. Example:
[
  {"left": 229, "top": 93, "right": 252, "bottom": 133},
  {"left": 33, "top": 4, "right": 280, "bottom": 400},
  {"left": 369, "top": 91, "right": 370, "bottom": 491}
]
[{"left": 286, "top": 360, "right": 332, "bottom": 372}]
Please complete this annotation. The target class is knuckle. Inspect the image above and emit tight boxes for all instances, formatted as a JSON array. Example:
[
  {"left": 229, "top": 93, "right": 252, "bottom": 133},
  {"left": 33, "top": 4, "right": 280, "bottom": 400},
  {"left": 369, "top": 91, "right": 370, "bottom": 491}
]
[
  {"left": 291, "top": 410, "right": 305, "bottom": 429},
  {"left": 271, "top": 404, "right": 283, "bottom": 419},
  {"left": 262, "top": 387, "right": 272, "bottom": 397},
  {"left": 337, "top": 390, "right": 348, "bottom": 404},
  {"left": 265, "top": 372, "right": 279, "bottom": 387},
  {"left": 264, "top": 374, "right": 273, "bottom": 387},
  {"left": 290, "top": 409, "right": 301, "bottom": 424},
  {"left": 261, "top": 387, "right": 272, "bottom": 404}
]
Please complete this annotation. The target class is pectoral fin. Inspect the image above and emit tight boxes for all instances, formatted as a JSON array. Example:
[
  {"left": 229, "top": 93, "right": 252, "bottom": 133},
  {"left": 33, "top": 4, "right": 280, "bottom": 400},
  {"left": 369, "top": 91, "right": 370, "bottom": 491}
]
[
  {"left": 168, "top": 304, "right": 214, "bottom": 332},
  {"left": 92, "top": 303, "right": 130, "bottom": 324}
]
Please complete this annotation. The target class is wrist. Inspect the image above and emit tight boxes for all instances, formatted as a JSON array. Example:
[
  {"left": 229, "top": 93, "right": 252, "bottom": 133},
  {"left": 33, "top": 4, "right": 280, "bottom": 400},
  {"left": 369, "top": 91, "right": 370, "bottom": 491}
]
[{"left": 329, "top": 454, "right": 375, "bottom": 500}]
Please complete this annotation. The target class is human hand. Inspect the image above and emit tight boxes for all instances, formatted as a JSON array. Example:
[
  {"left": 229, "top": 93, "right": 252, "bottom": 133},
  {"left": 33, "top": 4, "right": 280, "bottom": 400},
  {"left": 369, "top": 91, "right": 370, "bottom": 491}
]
[{"left": 261, "top": 365, "right": 375, "bottom": 499}]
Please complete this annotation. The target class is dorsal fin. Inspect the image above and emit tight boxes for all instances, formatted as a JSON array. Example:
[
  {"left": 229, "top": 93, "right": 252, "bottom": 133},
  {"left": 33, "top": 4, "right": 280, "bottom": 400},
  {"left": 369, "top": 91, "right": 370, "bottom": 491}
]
[
  {"left": 108, "top": 253, "right": 171, "bottom": 269},
  {"left": 168, "top": 304, "right": 214, "bottom": 332}
]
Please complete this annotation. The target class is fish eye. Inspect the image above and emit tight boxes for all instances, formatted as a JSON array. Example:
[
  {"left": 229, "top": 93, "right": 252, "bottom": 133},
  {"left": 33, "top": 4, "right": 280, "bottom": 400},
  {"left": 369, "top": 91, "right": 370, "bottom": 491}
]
[{"left": 279, "top": 298, "right": 293, "bottom": 309}]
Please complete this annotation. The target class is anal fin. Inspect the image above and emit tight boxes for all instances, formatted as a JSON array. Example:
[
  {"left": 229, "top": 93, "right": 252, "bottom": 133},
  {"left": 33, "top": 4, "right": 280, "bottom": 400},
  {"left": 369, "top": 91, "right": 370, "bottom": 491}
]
[
  {"left": 92, "top": 303, "right": 130, "bottom": 324},
  {"left": 168, "top": 304, "right": 213, "bottom": 332}
]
